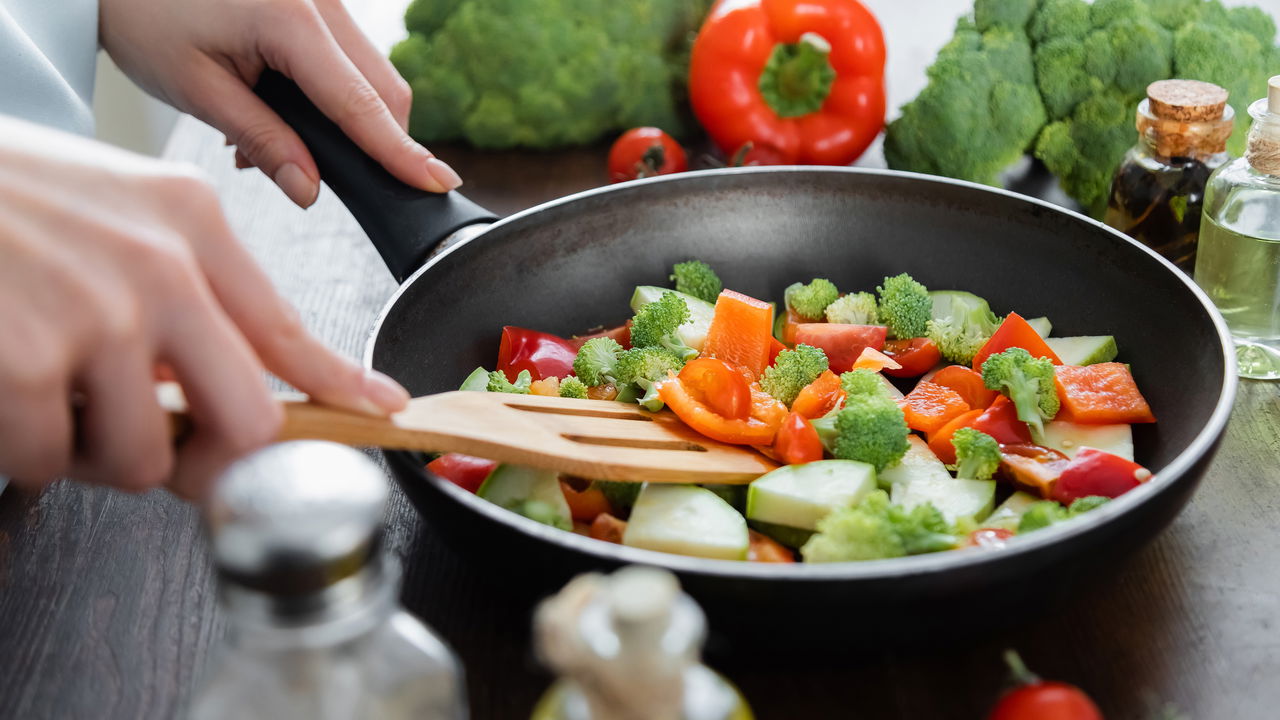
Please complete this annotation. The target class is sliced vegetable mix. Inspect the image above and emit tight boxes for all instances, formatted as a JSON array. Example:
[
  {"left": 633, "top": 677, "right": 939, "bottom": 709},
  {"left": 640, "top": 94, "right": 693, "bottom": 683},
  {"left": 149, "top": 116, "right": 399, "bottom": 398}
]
[{"left": 444, "top": 261, "right": 1156, "bottom": 564}]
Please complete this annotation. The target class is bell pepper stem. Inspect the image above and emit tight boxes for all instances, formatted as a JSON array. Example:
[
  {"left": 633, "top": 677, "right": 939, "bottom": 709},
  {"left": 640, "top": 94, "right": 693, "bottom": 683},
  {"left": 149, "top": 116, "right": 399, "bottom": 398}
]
[{"left": 758, "top": 32, "right": 836, "bottom": 119}]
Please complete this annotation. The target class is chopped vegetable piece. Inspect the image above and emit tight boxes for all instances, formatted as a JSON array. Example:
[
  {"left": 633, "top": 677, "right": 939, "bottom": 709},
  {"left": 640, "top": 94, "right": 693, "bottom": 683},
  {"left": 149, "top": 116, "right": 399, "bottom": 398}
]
[
  {"left": 971, "top": 395, "right": 1033, "bottom": 446},
  {"left": 768, "top": 336, "right": 786, "bottom": 366},
  {"left": 930, "top": 365, "right": 999, "bottom": 409},
  {"left": 792, "top": 370, "right": 845, "bottom": 419},
  {"left": 952, "top": 427, "right": 1001, "bottom": 481},
  {"left": 927, "top": 408, "right": 984, "bottom": 465},
  {"left": 613, "top": 346, "right": 686, "bottom": 411},
  {"left": 702, "top": 290, "right": 775, "bottom": 377},
  {"left": 851, "top": 346, "right": 901, "bottom": 372},
  {"left": 900, "top": 381, "right": 972, "bottom": 435},
  {"left": 572, "top": 336, "right": 624, "bottom": 386},
  {"left": 589, "top": 513, "right": 627, "bottom": 544},
  {"left": 981, "top": 347, "right": 1061, "bottom": 444},
  {"left": 774, "top": 411, "right": 824, "bottom": 465},
  {"left": 458, "top": 366, "right": 490, "bottom": 392},
  {"left": 426, "top": 453, "right": 498, "bottom": 494},
  {"left": 999, "top": 443, "right": 1072, "bottom": 499},
  {"left": 761, "top": 344, "right": 829, "bottom": 406},
  {"left": 558, "top": 376, "right": 589, "bottom": 399},
  {"left": 748, "top": 530, "right": 796, "bottom": 563},
  {"left": 631, "top": 291, "right": 699, "bottom": 362},
  {"left": 882, "top": 337, "right": 943, "bottom": 378},
  {"left": 785, "top": 279, "right": 841, "bottom": 320},
  {"left": 568, "top": 322, "right": 631, "bottom": 351},
  {"left": 1053, "top": 448, "right": 1151, "bottom": 504},
  {"left": 529, "top": 377, "right": 561, "bottom": 396},
  {"left": 971, "top": 312, "right": 1063, "bottom": 370},
  {"left": 810, "top": 394, "right": 910, "bottom": 471},
  {"left": 1017, "top": 496, "right": 1112, "bottom": 534},
  {"left": 595, "top": 481, "right": 642, "bottom": 514},
  {"left": 966, "top": 527, "right": 1013, "bottom": 549},
  {"left": 657, "top": 374, "right": 781, "bottom": 446},
  {"left": 841, "top": 368, "right": 893, "bottom": 400},
  {"left": 825, "top": 291, "right": 879, "bottom": 325},
  {"left": 676, "top": 357, "right": 752, "bottom": 420},
  {"left": 497, "top": 326, "right": 578, "bottom": 382},
  {"left": 801, "top": 490, "right": 955, "bottom": 562},
  {"left": 1054, "top": 363, "right": 1156, "bottom": 424},
  {"left": 560, "top": 480, "right": 613, "bottom": 523},
  {"left": 794, "top": 323, "right": 888, "bottom": 373},
  {"left": 487, "top": 369, "right": 533, "bottom": 394},
  {"left": 670, "top": 260, "right": 723, "bottom": 304},
  {"left": 877, "top": 273, "right": 933, "bottom": 339}
]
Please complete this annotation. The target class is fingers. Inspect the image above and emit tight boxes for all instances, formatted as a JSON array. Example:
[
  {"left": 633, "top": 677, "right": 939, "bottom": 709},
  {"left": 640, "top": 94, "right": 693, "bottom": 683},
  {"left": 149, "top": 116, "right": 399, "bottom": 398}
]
[
  {"left": 0, "top": 375, "right": 73, "bottom": 489},
  {"left": 263, "top": 6, "right": 461, "bottom": 193},
  {"left": 313, "top": 0, "right": 413, "bottom": 130}
]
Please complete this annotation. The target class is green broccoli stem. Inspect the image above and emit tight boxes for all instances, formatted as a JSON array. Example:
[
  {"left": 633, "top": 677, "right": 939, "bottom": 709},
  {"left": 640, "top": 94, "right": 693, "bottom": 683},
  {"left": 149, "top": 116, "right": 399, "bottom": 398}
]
[
  {"left": 758, "top": 32, "right": 836, "bottom": 118},
  {"left": 1007, "top": 373, "right": 1047, "bottom": 443}
]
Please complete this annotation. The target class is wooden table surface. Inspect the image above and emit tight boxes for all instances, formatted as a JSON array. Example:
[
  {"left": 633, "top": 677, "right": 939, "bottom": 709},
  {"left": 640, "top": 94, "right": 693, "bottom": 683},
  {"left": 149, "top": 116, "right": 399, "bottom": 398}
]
[{"left": 3, "top": 3, "right": 1280, "bottom": 719}]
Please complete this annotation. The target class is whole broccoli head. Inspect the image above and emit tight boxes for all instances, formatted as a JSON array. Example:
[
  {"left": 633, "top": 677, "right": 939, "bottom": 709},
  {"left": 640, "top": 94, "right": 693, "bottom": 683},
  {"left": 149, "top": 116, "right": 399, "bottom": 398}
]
[
  {"left": 558, "top": 376, "right": 589, "bottom": 399},
  {"left": 952, "top": 427, "right": 1002, "bottom": 480},
  {"left": 761, "top": 344, "right": 829, "bottom": 406},
  {"left": 825, "top": 292, "right": 879, "bottom": 325},
  {"left": 630, "top": 292, "right": 698, "bottom": 362},
  {"left": 801, "top": 490, "right": 956, "bottom": 562},
  {"left": 810, "top": 394, "right": 911, "bottom": 472},
  {"left": 487, "top": 369, "right": 533, "bottom": 394},
  {"left": 670, "top": 260, "right": 722, "bottom": 304},
  {"left": 391, "top": 0, "right": 711, "bottom": 149},
  {"left": 877, "top": 273, "right": 933, "bottom": 340},
  {"left": 613, "top": 347, "right": 685, "bottom": 411},
  {"left": 785, "top": 279, "right": 840, "bottom": 321},
  {"left": 980, "top": 347, "right": 1060, "bottom": 443},
  {"left": 840, "top": 369, "right": 892, "bottom": 399},
  {"left": 573, "top": 337, "right": 623, "bottom": 386}
]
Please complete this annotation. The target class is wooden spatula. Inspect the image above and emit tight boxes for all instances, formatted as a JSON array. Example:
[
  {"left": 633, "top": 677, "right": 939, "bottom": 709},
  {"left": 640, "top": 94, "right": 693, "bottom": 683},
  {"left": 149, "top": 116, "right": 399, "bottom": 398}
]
[{"left": 173, "top": 391, "right": 779, "bottom": 484}]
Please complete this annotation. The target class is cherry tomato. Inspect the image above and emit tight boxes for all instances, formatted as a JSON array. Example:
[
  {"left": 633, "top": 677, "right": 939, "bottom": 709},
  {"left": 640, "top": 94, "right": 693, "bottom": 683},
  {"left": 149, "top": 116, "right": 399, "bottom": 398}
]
[
  {"left": 426, "top": 453, "right": 498, "bottom": 494},
  {"left": 774, "top": 411, "right": 823, "bottom": 465},
  {"left": 496, "top": 326, "right": 577, "bottom": 382},
  {"left": 678, "top": 358, "right": 753, "bottom": 420},
  {"left": 989, "top": 651, "right": 1102, "bottom": 720},
  {"left": 882, "top": 337, "right": 942, "bottom": 378},
  {"left": 608, "top": 127, "right": 688, "bottom": 182}
]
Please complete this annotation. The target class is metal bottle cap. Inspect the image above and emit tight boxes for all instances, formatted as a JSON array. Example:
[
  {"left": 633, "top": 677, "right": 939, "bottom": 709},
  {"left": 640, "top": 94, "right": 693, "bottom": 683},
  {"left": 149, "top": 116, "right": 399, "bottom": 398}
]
[{"left": 206, "top": 441, "right": 388, "bottom": 596}]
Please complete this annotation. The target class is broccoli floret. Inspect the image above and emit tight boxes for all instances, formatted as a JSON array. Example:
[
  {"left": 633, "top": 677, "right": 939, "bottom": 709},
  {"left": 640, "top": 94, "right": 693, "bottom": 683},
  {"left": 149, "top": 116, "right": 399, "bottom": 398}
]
[
  {"left": 824, "top": 291, "right": 879, "bottom": 325},
  {"left": 573, "top": 337, "right": 623, "bottom": 386},
  {"left": 952, "top": 427, "right": 1001, "bottom": 481},
  {"left": 596, "top": 480, "right": 642, "bottom": 512},
  {"left": 801, "top": 490, "right": 956, "bottom": 562},
  {"left": 487, "top": 369, "right": 532, "bottom": 394},
  {"left": 1029, "top": 0, "right": 1091, "bottom": 43},
  {"left": 877, "top": 273, "right": 933, "bottom": 340},
  {"left": 784, "top": 279, "right": 840, "bottom": 321},
  {"left": 613, "top": 347, "right": 684, "bottom": 412},
  {"left": 980, "top": 348, "right": 1060, "bottom": 444},
  {"left": 810, "top": 394, "right": 910, "bottom": 472},
  {"left": 670, "top": 260, "right": 722, "bottom": 304},
  {"left": 927, "top": 316, "right": 992, "bottom": 366},
  {"left": 1018, "top": 500, "right": 1067, "bottom": 532},
  {"left": 840, "top": 369, "right": 892, "bottom": 399},
  {"left": 761, "top": 344, "right": 829, "bottom": 406},
  {"left": 974, "top": 0, "right": 1038, "bottom": 31},
  {"left": 558, "top": 376, "right": 589, "bottom": 399},
  {"left": 630, "top": 292, "right": 698, "bottom": 362}
]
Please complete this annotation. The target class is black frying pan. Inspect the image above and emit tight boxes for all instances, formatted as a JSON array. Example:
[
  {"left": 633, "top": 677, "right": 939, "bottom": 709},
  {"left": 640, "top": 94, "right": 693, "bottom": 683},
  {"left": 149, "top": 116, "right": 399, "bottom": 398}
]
[{"left": 257, "top": 72, "right": 1236, "bottom": 646}]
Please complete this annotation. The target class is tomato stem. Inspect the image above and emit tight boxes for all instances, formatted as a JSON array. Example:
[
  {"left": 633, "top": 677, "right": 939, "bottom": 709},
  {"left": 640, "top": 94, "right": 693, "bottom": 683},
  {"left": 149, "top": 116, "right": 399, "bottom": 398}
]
[
  {"left": 1003, "top": 650, "right": 1041, "bottom": 686},
  {"left": 758, "top": 32, "right": 836, "bottom": 119}
]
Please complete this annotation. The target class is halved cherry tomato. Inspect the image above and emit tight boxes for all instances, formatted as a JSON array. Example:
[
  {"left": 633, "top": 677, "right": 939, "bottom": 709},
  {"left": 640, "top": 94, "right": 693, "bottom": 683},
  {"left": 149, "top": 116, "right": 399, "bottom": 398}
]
[
  {"left": 496, "top": 326, "right": 577, "bottom": 382},
  {"left": 998, "top": 444, "right": 1071, "bottom": 498},
  {"left": 931, "top": 365, "right": 998, "bottom": 409},
  {"left": 426, "top": 453, "right": 498, "bottom": 494},
  {"left": 971, "top": 396, "right": 1033, "bottom": 445},
  {"left": 966, "top": 528, "right": 1014, "bottom": 549},
  {"left": 927, "top": 408, "right": 983, "bottom": 465},
  {"left": 851, "top": 346, "right": 901, "bottom": 372},
  {"left": 792, "top": 370, "right": 845, "bottom": 419},
  {"left": 748, "top": 530, "right": 796, "bottom": 562},
  {"left": 678, "top": 358, "right": 752, "bottom": 420},
  {"left": 608, "top": 127, "right": 688, "bottom": 183},
  {"left": 560, "top": 480, "right": 614, "bottom": 522},
  {"left": 900, "top": 381, "right": 971, "bottom": 435},
  {"left": 569, "top": 321, "right": 631, "bottom": 350},
  {"left": 972, "top": 312, "right": 1062, "bottom": 370},
  {"left": 589, "top": 513, "right": 628, "bottom": 544},
  {"left": 1053, "top": 448, "right": 1151, "bottom": 504},
  {"left": 775, "top": 411, "right": 823, "bottom": 464},
  {"left": 703, "top": 290, "right": 776, "bottom": 378},
  {"left": 1054, "top": 363, "right": 1156, "bottom": 424},
  {"left": 657, "top": 372, "right": 783, "bottom": 445},
  {"left": 794, "top": 323, "right": 887, "bottom": 373},
  {"left": 882, "top": 337, "right": 942, "bottom": 378}
]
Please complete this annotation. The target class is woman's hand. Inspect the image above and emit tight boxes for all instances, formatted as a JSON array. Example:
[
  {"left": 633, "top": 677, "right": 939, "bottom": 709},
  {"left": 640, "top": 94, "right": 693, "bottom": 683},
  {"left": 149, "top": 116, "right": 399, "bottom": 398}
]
[
  {"left": 0, "top": 117, "right": 409, "bottom": 498},
  {"left": 98, "top": 0, "right": 461, "bottom": 207}
]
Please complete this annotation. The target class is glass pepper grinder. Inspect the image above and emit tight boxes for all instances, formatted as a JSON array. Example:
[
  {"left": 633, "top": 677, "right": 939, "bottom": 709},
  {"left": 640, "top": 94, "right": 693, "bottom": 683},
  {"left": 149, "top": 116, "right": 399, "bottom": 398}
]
[
  {"left": 188, "top": 441, "right": 467, "bottom": 720},
  {"left": 530, "top": 566, "right": 753, "bottom": 720},
  {"left": 1104, "top": 79, "right": 1235, "bottom": 272},
  {"left": 1194, "top": 76, "right": 1280, "bottom": 380}
]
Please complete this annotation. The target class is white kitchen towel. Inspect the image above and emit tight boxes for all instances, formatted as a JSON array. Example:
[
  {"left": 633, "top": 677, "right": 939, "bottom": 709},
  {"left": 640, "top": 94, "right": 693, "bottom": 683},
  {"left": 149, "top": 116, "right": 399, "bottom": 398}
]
[{"left": 0, "top": 0, "right": 99, "bottom": 135}]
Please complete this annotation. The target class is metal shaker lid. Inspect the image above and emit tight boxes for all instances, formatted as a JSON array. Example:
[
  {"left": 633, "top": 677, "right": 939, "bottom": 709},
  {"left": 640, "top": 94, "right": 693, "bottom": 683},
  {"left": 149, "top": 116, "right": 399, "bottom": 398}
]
[{"left": 206, "top": 441, "right": 388, "bottom": 596}]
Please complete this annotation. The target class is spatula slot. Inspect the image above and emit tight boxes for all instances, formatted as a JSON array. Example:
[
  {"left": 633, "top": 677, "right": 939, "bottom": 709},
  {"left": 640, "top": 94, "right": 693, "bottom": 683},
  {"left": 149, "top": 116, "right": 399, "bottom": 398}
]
[
  {"left": 506, "top": 403, "right": 652, "bottom": 421},
  {"left": 562, "top": 435, "right": 707, "bottom": 452}
]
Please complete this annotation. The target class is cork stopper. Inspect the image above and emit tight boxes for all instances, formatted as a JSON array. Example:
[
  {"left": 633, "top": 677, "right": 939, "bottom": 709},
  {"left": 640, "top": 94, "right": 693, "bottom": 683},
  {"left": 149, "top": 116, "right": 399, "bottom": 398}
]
[
  {"left": 1246, "top": 76, "right": 1280, "bottom": 175},
  {"left": 1136, "top": 79, "right": 1233, "bottom": 158},
  {"left": 1269, "top": 76, "right": 1280, "bottom": 113}
]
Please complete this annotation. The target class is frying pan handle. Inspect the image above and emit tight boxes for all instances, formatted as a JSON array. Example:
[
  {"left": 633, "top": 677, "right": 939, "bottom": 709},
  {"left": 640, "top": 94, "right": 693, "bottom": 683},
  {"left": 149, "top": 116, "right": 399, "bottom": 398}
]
[{"left": 253, "top": 70, "right": 497, "bottom": 282}]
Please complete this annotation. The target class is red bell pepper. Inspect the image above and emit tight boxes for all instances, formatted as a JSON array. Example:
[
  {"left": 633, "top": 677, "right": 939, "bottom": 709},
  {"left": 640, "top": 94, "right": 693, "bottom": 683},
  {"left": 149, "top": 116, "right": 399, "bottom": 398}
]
[
  {"left": 1054, "top": 363, "right": 1156, "bottom": 424},
  {"left": 426, "top": 453, "right": 498, "bottom": 494},
  {"left": 971, "top": 395, "right": 1033, "bottom": 445},
  {"left": 1053, "top": 448, "right": 1152, "bottom": 504},
  {"left": 496, "top": 326, "right": 577, "bottom": 382},
  {"left": 971, "top": 312, "right": 1062, "bottom": 370},
  {"left": 569, "top": 322, "right": 631, "bottom": 350},
  {"left": 774, "top": 411, "right": 824, "bottom": 464},
  {"left": 998, "top": 444, "right": 1071, "bottom": 498},
  {"left": 882, "top": 337, "right": 942, "bottom": 378},
  {"left": 794, "top": 323, "right": 887, "bottom": 373},
  {"left": 689, "top": 0, "right": 886, "bottom": 165}
]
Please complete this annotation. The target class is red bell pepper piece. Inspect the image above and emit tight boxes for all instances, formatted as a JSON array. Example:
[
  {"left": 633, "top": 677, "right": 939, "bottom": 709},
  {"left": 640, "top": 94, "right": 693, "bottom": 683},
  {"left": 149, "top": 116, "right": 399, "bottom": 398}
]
[
  {"left": 794, "top": 323, "right": 887, "bottom": 373},
  {"left": 998, "top": 444, "right": 1072, "bottom": 498},
  {"left": 1053, "top": 448, "right": 1152, "bottom": 504},
  {"left": 882, "top": 337, "right": 942, "bottom": 378},
  {"left": 791, "top": 370, "right": 845, "bottom": 419},
  {"left": 774, "top": 411, "right": 824, "bottom": 465},
  {"left": 689, "top": 0, "right": 886, "bottom": 165},
  {"left": 426, "top": 453, "right": 498, "bottom": 494},
  {"left": 702, "top": 290, "right": 776, "bottom": 378},
  {"left": 1054, "top": 363, "right": 1156, "bottom": 424},
  {"left": 972, "top": 312, "right": 1062, "bottom": 370},
  {"left": 971, "top": 395, "right": 1033, "bottom": 445},
  {"left": 496, "top": 326, "right": 577, "bottom": 382},
  {"left": 569, "top": 321, "right": 631, "bottom": 350}
]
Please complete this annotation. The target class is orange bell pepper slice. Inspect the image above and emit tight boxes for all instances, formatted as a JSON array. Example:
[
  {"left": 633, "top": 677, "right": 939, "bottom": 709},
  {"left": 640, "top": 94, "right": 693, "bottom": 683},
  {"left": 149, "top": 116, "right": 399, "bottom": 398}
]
[
  {"left": 560, "top": 480, "right": 613, "bottom": 523},
  {"left": 792, "top": 370, "right": 845, "bottom": 419},
  {"left": 972, "top": 312, "right": 1062, "bottom": 370},
  {"left": 657, "top": 366, "right": 785, "bottom": 446},
  {"left": 899, "top": 381, "right": 971, "bottom": 435},
  {"left": 1054, "top": 363, "right": 1156, "bottom": 424},
  {"left": 852, "top": 346, "right": 902, "bottom": 372},
  {"left": 927, "top": 408, "right": 984, "bottom": 465},
  {"left": 930, "top": 365, "right": 998, "bottom": 409},
  {"left": 748, "top": 530, "right": 796, "bottom": 563},
  {"left": 703, "top": 289, "right": 776, "bottom": 378}
]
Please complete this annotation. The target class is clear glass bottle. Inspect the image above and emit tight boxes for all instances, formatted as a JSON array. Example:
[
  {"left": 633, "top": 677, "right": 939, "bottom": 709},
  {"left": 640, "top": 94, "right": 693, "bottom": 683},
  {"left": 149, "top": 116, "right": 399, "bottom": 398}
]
[
  {"left": 530, "top": 566, "right": 753, "bottom": 720},
  {"left": 1194, "top": 76, "right": 1280, "bottom": 380},
  {"left": 188, "top": 441, "right": 467, "bottom": 720},
  {"left": 1105, "top": 79, "right": 1234, "bottom": 272}
]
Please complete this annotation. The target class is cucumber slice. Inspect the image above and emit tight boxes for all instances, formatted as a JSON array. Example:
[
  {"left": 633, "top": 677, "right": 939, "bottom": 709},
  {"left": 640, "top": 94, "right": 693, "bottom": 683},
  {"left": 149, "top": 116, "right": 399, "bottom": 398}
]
[
  {"left": 1042, "top": 420, "right": 1134, "bottom": 460},
  {"left": 477, "top": 465, "right": 572, "bottom": 530},
  {"left": 748, "top": 520, "right": 814, "bottom": 549},
  {"left": 878, "top": 435, "right": 951, "bottom": 492},
  {"left": 746, "top": 460, "right": 876, "bottom": 531},
  {"left": 630, "top": 286, "right": 716, "bottom": 351},
  {"left": 1045, "top": 335, "right": 1118, "bottom": 365},
  {"left": 1025, "top": 316, "right": 1052, "bottom": 338},
  {"left": 891, "top": 476, "right": 996, "bottom": 526},
  {"left": 459, "top": 366, "right": 490, "bottom": 391},
  {"left": 929, "top": 290, "right": 994, "bottom": 325},
  {"left": 623, "top": 485, "right": 749, "bottom": 560},
  {"left": 983, "top": 491, "right": 1041, "bottom": 532}
]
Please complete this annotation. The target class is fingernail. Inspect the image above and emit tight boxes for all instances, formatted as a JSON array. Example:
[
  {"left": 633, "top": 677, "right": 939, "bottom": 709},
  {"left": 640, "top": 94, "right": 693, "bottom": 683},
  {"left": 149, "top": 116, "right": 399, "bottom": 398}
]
[
  {"left": 360, "top": 369, "right": 411, "bottom": 414},
  {"left": 425, "top": 157, "right": 463, "bottom": 192},
  {"left": 275, "top": 163, "right": 319, "bottom": 208}
]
